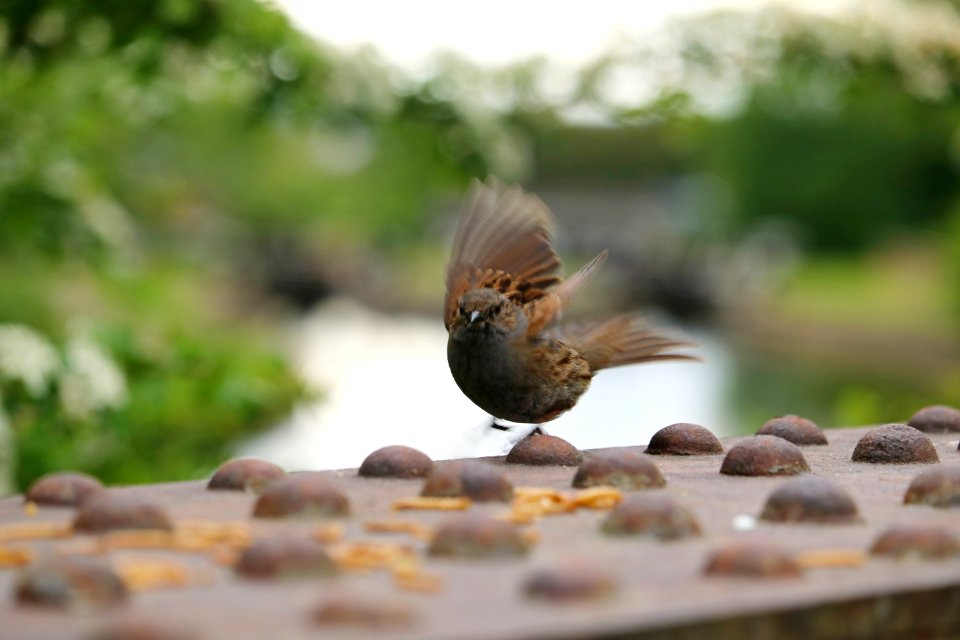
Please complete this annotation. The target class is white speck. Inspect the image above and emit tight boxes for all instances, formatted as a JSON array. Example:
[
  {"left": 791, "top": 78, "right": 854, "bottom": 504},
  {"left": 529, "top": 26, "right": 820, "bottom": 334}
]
[{"left": 732, "top": 514, "right": 757, "bottom": 531}]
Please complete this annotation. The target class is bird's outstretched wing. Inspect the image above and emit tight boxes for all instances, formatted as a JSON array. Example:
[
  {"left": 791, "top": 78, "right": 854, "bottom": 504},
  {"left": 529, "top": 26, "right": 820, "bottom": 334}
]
[
  {"left": 444, "top": 178, "right": 604, "bottom": 334},
  {"left": 555, "top": 317, "right": 699, "bottom": 372}
]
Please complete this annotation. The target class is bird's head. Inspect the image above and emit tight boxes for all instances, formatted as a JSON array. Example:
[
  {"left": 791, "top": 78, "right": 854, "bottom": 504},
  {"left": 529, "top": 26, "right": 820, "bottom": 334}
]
[{"left": 450, "top": 288, "right": 524, "bottom": 340}]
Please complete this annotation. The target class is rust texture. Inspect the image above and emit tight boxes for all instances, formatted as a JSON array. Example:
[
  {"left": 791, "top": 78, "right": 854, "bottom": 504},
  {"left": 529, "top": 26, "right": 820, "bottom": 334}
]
[
  {"left": 15, "top": 558, "right": 127, "bottom": 613},
  {"left": 358, "top": 446, "right": 434, "bottom": 479},
  {"left": 908, "top": 405, "right": 960, "bottom": 434},
  {"left": 757, "top": 415, "right": 828, "bottom": 446},
  {"left": 252, "top": 473, "right": 350, "bottom": 518},
  {"left": 428, "top": 513, "right": 530, "bottom": 558},
  {"left": 759, "top": 476, "right": 861, "bottom": 524},
  {"left": 85, "top": 618, "right": 199, "bottom": 640},
  {"left": 421, "top": 461, "right": 514, "bottom": 502},
  {"left": 4, "top": 427, "right": 960, "bottom": 639},
  {"left": 852, "top": 424, "right": 939, "bottom": 464},
  {"left": 571, "top": 450, "right": 666, "bottom": 490},
  {"left": 207, "top": 458, "right": 285, "bottom": 492},
  {"left": 703, "top": 543, "right": 803, "bottom": 579},
  {"left": 903, "top": 465, "right": 960, "bottom": 507},
  {"left": 25, "top": 472, "right": 104, "bottom": 507},
  {"left": 601, "top": 493, "right": 701, "bottom": 540},
  {"left": 870, "top": 524, "right": 960, "bottom": 560},
  {"left": 234, "top": 537, "right": 338, "bottom": 579},
  {"left": 720, "top": 435, "right": 810, "bottom": 476},
  {"left": 73, "top": 493, "right": 173, "bottom": 533},
  {"left": 645, "top": 423, "right": 723, "bottom": 455},
  {"left": 523, "top": 565, "right": 617, "bottom": 602},
  {"left": 505, "top": 434, "right": 583, "bottom": 466}
]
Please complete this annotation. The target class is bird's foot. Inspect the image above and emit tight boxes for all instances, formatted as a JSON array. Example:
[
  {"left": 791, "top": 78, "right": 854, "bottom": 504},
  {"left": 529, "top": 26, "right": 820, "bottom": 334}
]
[
  {"left": 490, "top": 420, "right": 547, "bottom": 447},
  {"left": 489, "top": 419, "right": 510, "bottom": 432},
  {"left": 490, "top": 419, "right": 545, "bottom": 434}
]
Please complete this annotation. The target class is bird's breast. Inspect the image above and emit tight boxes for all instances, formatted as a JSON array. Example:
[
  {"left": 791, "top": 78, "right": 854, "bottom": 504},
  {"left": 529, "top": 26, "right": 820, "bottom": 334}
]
[{"left": 447, "top": 334, "right": 526, "bottom": 391}]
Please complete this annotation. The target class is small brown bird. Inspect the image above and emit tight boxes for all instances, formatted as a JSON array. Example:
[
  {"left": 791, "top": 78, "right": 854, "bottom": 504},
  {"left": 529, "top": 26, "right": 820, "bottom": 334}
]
[{"left": 444, "top": 178, "right": 696, "bottom": 426}]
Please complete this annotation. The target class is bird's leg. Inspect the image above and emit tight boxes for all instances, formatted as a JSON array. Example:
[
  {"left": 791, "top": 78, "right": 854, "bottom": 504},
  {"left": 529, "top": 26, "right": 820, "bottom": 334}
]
[
  {"left": 489, "top": 419, "right": 511, "bottom": 432},
  {"left": 489, "top": 419, "right": 548, "bottom": 450}
]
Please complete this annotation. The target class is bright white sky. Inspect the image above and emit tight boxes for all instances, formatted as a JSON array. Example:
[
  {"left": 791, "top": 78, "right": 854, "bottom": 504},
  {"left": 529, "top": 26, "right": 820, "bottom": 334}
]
[{"left": 274, "top": 0, "right": 853, "bottom": 71}]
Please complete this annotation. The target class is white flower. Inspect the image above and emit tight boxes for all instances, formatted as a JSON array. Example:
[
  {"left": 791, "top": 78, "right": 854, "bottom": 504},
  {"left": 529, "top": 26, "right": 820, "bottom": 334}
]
[
  {"left": 0, "top": 324, "right": 61, "bottom": 397},
  {"left": 59, "top": 336, "right": 128, "bottom": 419}
]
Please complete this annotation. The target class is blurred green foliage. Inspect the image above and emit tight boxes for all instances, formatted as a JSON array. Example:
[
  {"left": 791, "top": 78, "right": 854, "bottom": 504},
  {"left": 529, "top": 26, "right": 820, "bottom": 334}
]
[
  {"left": 732, "top": 351, "right": 960, "bottom": 432},
  {"left": 590, "top": 8, "right": 960, "bottom": 255},
  {"left": 702, "top": 56, "right": 958, "bottom": 253},
  {"left": 4, "top": 322, "right": 304, "bottom": 489},
  {"left": 0, "top": 0, "right": 508, "bottom": 490},
  {"left": 2, "top": 0, "right": 960, "bottom": 488}
]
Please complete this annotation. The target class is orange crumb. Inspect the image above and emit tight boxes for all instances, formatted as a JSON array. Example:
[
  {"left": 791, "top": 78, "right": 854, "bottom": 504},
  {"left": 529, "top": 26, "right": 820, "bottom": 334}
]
[
  {"left": 311, "top": 523, "right": 346, "bottom": 544},
  {"left": 393, "top": 569, "right": 443, "bottom": 593},
  {"left": 0, "top": 545, "right": 34, "bottom": 567},
  {"left": 508, "top": 486, "right": 622, "bottom": 522},
  {"left": 329, "top": 541, "right": 416, "bottom": 572},
  {"left": 100, "top": 530, "right": 176, "bottom": 552},
  {"left": 364, "top": 519, "right": 434, "bottom": 541},
  {"left": 520, "top": 528, "right": 541, "bottom": 546},
  {"left": 112, "top": 557, "right": 202, "bottom": 591},
  {"left": 0, "top": 521, "right": 71, "bottom": 543},
  {"left": 392, "top": 497, "right": 471, "bottom": 511},
  {"left": 570, "top": 487, "right": 622, "bottom": 510},
  {"left": 795, "top": 548, "right": 866, "bottom": 569}
]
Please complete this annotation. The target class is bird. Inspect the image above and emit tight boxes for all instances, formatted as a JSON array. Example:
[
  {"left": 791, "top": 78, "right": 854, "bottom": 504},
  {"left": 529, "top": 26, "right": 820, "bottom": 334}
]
[{"left": 444, "top": 177, "right": 697, "bottom": 428}]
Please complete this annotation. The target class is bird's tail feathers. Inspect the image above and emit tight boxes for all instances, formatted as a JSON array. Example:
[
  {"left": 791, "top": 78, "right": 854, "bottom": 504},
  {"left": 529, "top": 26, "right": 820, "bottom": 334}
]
[{"left": 560, "top": 316, "right": 700, "bottom": 372}]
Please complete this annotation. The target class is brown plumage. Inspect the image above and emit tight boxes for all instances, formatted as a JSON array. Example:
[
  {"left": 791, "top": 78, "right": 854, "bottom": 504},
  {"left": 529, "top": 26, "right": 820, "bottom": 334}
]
[{"left": 445, "top": 178, "right": 696, "bottom": 424}]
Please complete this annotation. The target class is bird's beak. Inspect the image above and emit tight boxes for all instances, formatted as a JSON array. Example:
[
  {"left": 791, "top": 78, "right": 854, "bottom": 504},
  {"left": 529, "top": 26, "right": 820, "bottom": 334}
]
[{"left": 469, "top": 310, "right": 481, "bottom": 324}]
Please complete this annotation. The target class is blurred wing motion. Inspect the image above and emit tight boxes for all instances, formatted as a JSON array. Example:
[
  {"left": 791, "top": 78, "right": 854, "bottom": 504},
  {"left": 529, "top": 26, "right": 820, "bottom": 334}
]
[
  {"left": 557, "top": 317, "right": 700, "bottom": 372},
  {"left": 444, "top": 178, "right": 605, "bottom": 334}
]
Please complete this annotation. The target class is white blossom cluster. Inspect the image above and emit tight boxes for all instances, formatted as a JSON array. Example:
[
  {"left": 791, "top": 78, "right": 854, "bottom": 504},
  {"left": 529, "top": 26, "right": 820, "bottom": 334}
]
[{"left": 0, "top": 324, "right": 128, "bottom": 419}]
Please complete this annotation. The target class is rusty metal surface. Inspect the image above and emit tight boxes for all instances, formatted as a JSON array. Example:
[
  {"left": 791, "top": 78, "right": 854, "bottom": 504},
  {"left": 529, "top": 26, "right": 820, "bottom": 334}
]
[{"left": 4, "top": 427, "right": 960, "bottom": 639}]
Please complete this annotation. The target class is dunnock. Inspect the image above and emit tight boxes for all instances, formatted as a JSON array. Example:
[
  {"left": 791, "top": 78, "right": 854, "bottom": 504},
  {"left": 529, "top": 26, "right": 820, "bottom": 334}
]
[{"left": 445, "top": 178, "right": 696, "bottom": 425}]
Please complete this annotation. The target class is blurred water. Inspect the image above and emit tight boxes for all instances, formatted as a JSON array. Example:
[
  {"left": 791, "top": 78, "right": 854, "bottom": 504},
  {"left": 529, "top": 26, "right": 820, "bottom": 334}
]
[{"left": 241, "top": 298, "right": 733, "bottom": 470}]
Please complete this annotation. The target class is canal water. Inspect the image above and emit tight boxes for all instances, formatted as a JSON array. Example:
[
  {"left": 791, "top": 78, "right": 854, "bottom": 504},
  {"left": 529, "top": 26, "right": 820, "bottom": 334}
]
[{"left": 240, "top": 298, "right": 733, "bottom": 470}]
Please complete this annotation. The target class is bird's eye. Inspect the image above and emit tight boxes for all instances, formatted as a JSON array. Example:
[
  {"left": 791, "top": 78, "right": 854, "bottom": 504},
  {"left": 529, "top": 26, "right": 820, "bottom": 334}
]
[
  {"left": 494, "top": 303, "right": 503, "bottom": 314},
  {"left": 458, "top": 305, "right": 466, "bottom": 316}
]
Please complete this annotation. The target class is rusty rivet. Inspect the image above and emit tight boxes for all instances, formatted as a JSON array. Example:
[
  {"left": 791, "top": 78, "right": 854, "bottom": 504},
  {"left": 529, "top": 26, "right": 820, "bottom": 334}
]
[
  {"left": 851, "top": 424, "right": 939, "bottom": 464},
  {"left": 26, "top": 471, "right": 104, "bottom": 507},
  {"left": 208, "top": 458, "right": 285, "bottom": 492},
  {"left": 428, "top": 513, "right": 530, "bottom": 558},
  {"left": 870, "top": 524, "right": 960, "bottom": 559},
  {"left": 358, "top": 445, "right": 434, "bottom": 479},
  {"left": 85, "top": 619, "right": 199, "bottom": 640},
  {"left": 904, "top": 465, "right": 960, "bottom": 507},
  {"left": 720, "top": 436, "right": 810, "bottom": 477},
  {"left": 759, "top": 476, "right": 860, "bottom": 524},
  {"left": 506, "top": 433, "right": 583, "bottom": 466},
  {"left": 571, "top": 450, "right": 666, "bottom": 490},
  {"left": 253, "top": 474, "right": 350, "bottom": 519},
  {"left": 645, "top": 423, "right": 723, "bottom": 456},
  {"left": 16, "top": 558, "right": 127, "bottom": 612},
  {"left": 908, "top": 405, "right": 960, "bottom": 433},
  {"left": 234, "top": 537, "right": 339, "bottom": 579},
  {"left": 703, "top": 543, "right": 803, "bottom": 578},
  {"left": 73, "top": 493, "right": 173, "bottom": 533},
  {"left": 601, "top": 493, "right": 701, "bottom": 540},
  {"left": 313, "top": 595, "right": 414, "bottom": 629},
  {"left": 524, "top": 566, "right": 617, "bottom": 602},
  {"left": 756, "top": 415, "right": 828, "bottom": 446},
  {"left": 421, "top": 461, "right": 513, "bottom": 502}
]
